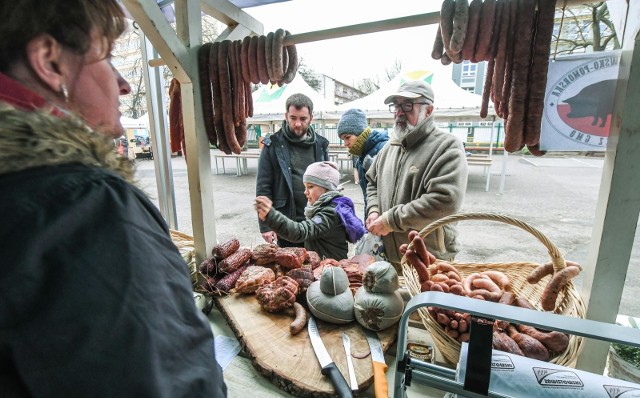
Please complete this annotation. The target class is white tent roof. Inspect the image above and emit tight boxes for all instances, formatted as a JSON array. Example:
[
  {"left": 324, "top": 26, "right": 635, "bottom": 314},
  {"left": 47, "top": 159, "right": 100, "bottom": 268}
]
[
  {"left": 332, "top": 68, "right": 496, "bottom": 120},
  {"left": 120, "top": 114, "right": 149, "bottom": 129},
  {"left": 247, "top": 68, "right": 497, "bottom": 124},
  {"left": 248, "top": 76, "right": 336, "bottom": 122}
]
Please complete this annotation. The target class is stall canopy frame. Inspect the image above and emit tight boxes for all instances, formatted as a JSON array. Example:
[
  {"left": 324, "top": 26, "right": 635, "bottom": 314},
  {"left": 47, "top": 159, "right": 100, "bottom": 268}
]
[{"left": 121, "top": 0, "right": 640, "bottom": 375}]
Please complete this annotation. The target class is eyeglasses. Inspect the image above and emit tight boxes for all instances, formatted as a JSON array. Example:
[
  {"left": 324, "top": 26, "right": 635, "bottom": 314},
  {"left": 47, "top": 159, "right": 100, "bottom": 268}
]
[{"left": 389, "top": 102, "right": 430, "bottom": 113}]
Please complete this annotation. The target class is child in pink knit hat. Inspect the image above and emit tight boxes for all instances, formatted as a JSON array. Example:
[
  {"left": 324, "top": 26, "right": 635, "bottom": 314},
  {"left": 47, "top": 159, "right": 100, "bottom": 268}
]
[{"left": 255, "top": 161, "right": 365, "bottom": 260}]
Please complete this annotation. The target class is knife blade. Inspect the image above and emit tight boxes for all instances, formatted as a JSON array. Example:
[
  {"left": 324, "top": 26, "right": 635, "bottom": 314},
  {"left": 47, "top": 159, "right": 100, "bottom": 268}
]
[
  {"left": 341, "top": 333, "right": 358, "bottom": 391},
  {"left": 363, "top": 328, "right": 388, "bottom": 398},
  {"left": 307, "top": 317, "right": 352, "bottom": 398}
]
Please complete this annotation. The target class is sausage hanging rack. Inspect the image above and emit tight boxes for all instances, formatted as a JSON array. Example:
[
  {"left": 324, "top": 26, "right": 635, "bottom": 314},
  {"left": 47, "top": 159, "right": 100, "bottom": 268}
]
[
  {"left": 148, "top": 0, "right": 590, "bottom": 68},
  {"left": 148, "top": 12, "right": 440, "bottom": 67},
  {"left": 393, "top": 292, "right": 640, "bottom": 397}
]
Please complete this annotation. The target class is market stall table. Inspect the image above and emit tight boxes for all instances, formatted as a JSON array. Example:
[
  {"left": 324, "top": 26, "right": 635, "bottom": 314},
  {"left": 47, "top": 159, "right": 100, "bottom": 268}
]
[
  {"left": 212, "top": 149, "right": 261, "bottom": 176},
  {"left": 197, "top": 293, "right": 445, "bottom": 397}
]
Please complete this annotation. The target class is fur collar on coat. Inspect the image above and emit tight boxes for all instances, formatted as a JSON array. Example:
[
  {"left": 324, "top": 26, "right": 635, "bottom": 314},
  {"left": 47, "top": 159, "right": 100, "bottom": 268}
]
[{"left": 0, "top": 105, "right": 135, "bottom": 183}]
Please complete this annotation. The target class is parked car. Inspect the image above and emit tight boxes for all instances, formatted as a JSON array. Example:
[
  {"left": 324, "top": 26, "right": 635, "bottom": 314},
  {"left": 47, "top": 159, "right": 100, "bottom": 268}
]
[{"left": 116, "top": 130, "right": 152, "bottom": 159}]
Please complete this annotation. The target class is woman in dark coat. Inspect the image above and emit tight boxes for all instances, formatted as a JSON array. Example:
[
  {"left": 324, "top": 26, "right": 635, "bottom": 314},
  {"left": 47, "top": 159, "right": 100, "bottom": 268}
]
[
  {"left": 0, "top": 1, "right": 227, "bottom": 396},
  {"left": 337, "top": 108, "right": 389, "bottom": 209}
]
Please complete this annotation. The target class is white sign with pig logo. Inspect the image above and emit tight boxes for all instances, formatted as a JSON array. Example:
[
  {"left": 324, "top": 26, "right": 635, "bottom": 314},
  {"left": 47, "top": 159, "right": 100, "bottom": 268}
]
[{"left": 540, "top": 51, "right": 621, "bottom": 151}]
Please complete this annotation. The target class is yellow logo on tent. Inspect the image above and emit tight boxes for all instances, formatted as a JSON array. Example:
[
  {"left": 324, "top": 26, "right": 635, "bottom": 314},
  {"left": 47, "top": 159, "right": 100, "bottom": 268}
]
[
  {"left": 256, "top": 83, "right": 286, "bottom": 102},
  {"left": 399, "top": 70, "right": 433, "bottom": 85}
]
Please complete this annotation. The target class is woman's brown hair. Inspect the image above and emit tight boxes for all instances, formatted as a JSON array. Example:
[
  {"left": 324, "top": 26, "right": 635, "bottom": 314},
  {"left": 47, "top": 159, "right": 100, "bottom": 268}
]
[{"left": 0, "top": 0, "right": 126, "bottom": 72}]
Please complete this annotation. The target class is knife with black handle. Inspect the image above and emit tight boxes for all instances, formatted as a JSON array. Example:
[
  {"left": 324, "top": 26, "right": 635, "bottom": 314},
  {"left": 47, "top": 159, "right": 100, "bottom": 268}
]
[{"left": 307, "top": 317, "right": 353, "bottom": 398}]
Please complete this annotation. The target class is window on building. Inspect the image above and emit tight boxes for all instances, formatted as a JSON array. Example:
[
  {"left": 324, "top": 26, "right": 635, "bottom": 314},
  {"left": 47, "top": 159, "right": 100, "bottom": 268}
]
[
  {"left": 459, "top": 60, "right": 478, "bottom": 91},
  {"left": 461, "top": 61, "right": 477, "bottom": 77}
]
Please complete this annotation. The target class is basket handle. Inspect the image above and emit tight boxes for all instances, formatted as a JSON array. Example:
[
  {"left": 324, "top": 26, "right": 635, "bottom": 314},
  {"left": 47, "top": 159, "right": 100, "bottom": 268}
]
[{"left": 410, "top": 212, "right": 567, "bottom": 271}]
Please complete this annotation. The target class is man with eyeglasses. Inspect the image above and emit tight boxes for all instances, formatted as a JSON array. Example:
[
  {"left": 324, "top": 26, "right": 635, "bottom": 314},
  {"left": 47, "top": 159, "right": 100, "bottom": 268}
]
[{"left": 364, "top": 80, "right": 468, "bottom": 270}]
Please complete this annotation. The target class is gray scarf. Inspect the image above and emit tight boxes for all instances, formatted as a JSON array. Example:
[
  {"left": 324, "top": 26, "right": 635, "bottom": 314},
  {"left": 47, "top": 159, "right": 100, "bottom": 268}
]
[{"left": 282, "top": 121, "right": 316, "bottom": 146}]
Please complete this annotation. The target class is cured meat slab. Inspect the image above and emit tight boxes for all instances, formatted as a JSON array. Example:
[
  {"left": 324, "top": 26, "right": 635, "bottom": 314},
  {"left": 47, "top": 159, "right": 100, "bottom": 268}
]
[{"left": 214, "top": 294, "right": 396, "bottom": 397}]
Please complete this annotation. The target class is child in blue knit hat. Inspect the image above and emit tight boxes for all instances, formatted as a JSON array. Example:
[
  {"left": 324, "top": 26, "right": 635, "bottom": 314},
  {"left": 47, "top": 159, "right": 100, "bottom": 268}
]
[
  {"left": 255, "top": 161, "right": 365, "bottom": 260},
  {"left": 337, "top": 108, "right": 389, "bottom": 211}
]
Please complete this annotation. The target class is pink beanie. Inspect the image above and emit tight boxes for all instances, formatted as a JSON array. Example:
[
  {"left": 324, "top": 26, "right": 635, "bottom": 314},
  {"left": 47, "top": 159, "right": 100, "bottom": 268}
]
[{"left": 303, "top": 161, "right": 340, "bottom": 190}]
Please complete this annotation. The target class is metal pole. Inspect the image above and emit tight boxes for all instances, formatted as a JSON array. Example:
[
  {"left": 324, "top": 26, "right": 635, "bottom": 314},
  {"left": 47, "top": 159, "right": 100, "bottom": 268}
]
[
  {"left": 282, "top": 12, "right": 440, "bottom": 46},
  {"left": 499, "top": 149, "right": 508, "bottom": 195},
  {"left": 140, "top": 32, "right": 178, "bottom": 229},
  {"left": 149, "top": 12, "right": 440, "bottom": 67},
  {"left": 488, "top": 118, "right": 495, "bottom": 158}
]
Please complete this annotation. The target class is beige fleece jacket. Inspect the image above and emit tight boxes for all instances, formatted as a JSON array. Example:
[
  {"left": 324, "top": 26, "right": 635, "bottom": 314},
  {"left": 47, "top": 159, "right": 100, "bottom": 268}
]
[{"left": 365, "top": 115, "right": 468, "bottom": 266}]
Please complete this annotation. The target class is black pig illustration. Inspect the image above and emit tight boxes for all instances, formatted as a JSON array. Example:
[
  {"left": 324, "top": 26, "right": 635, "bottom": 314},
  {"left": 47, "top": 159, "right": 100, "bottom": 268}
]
[{"left": 563, "top": 79, "right": 617, "bottom": 127}]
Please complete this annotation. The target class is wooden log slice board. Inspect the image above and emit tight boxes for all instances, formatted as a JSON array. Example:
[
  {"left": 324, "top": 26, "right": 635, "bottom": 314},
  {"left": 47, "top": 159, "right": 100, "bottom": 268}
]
[{"left": 214, "top": 293, "right": 397, "bottom": 397}]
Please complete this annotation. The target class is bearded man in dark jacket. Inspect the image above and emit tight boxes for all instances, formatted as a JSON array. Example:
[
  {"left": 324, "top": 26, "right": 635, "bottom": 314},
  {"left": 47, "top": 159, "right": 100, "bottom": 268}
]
[{"left": 256, "top": 93, "right": 330, "bottom": 247}]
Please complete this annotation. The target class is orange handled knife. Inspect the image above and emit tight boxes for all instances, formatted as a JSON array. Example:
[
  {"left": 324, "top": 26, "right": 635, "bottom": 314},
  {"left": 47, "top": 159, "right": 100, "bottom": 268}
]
[{"left": 363, "top": 328, "right": 388, "bottom": 398}]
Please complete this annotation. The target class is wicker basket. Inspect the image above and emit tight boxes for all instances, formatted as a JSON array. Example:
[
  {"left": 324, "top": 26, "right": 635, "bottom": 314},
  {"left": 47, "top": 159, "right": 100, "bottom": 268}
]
[
  {"left": 170, "top": 229, "right": 198, "bottom": 286},
  {"left": 401, "top": 212, "right": 586, "bottom": 367}
]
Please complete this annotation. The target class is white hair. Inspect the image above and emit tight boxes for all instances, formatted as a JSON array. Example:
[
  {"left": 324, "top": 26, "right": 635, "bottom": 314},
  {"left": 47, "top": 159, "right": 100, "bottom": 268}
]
[{"left": 392, "top": 102, "right": 430, "bottom": 140}]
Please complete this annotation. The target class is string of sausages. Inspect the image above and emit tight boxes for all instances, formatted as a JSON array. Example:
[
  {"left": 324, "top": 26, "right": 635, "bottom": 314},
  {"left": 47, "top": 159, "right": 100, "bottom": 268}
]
[
  {"left": 432, "top": 0, "right": 558, "bottom": 155},
  {"left": 405, "top": 231, "right": 580, "bottom": 361},
  {"left": 169, "top": 30, "right": 299, "bottom": 156},
  {"left": 168, "top": 78, "right": 185, "bottom": 156}
]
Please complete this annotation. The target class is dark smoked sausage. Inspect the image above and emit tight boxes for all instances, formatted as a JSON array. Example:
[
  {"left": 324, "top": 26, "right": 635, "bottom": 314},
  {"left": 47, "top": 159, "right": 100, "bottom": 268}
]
[
  {"left": 209, "top": 42, "right": 229, "bottom": 154},
  {"left": 505, "top": 0, "right": 537, "bottom": 153},
  {"left": 432, "top": 25, "right": 444, "bottom": 60},
  {"left": 234, "top": 40, "right": 247, "bottom": 148},
  {"left": 481, "top": 58, "right": 494, "bottom": 119},
  {"left": 228, "top": 39, "right": 240, "bottom": 128},
  {"left": 240, "top": 36, "right": 251, "bottom": 84},
  {"left": 523, "top": 0, "right": 558, "bottom": 147},
  {"left": 449, "top": 0, "right": 469, "bottom": 54},
  {"left": 168, "top": 78, "right": 184, "bottom": 154},
  {"left": 499, "top": 0, "right": 518, "bottom": 119},
  {"left": 272, "top": 28, "right": 285, "bottom": 82},
  {"left": 245, "top": 80, "right": 253, "bottom": 117},
  {"left": 217, "top": 40, "right": 242, "bottom": 154},
  {"left": 491, "top": 0, "right": 511, "bottom": 108},
  {"left": 281, "top": 30, "right": 299, "bottom": 84},
  {"left": 440, "top": 0, "right": 457, "bottom": 59},
  {"left": 488, "top": 0, "right": 504, "bottom": 59},
  {"left": 461, "top": 0, "right": 482, "bottom": 61},
  {"left": 198, "top": 42, "right": 217, "bottom": 146},
  {"left": 248, "top": 36, "right": 260, "bottom": 84},
  {"left": 473, "top": 0, "right": 496, "bottom": 62},
  {"left": 264, "top": 31, "right": 275, "bottom": 84}
]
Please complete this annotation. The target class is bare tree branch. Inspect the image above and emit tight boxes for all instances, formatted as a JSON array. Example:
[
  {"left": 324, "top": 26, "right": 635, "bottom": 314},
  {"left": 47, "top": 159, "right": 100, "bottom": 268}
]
[
  {"left": 114, "top": 17, "right": 220, "bottom": 119},
  {"left": 553, "top": 3, "right": 618, "bottom": 56}
]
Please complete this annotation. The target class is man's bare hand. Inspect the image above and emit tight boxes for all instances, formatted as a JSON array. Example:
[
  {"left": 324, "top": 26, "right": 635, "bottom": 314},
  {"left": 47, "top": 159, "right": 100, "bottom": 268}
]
[
  {"left": 367, "top": 216, "right": 392, "bottom": 236},
  {"left": 261, "top": 231, "right": 277, "bottom": 244},
  {"left": 366, "top": 212, "right": 379, "bottom": 229}
]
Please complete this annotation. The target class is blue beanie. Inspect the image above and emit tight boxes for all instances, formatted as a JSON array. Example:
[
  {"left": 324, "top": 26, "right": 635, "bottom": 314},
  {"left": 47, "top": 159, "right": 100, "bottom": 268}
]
[{"left": 337, "top": 108, "right": 368, "bottom": 137}]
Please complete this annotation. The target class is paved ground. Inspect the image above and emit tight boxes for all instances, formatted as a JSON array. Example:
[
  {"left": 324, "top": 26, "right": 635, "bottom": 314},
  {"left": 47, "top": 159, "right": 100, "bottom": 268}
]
[{"left": 134, "top": 150, "right": 639, "bottom": 318}]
